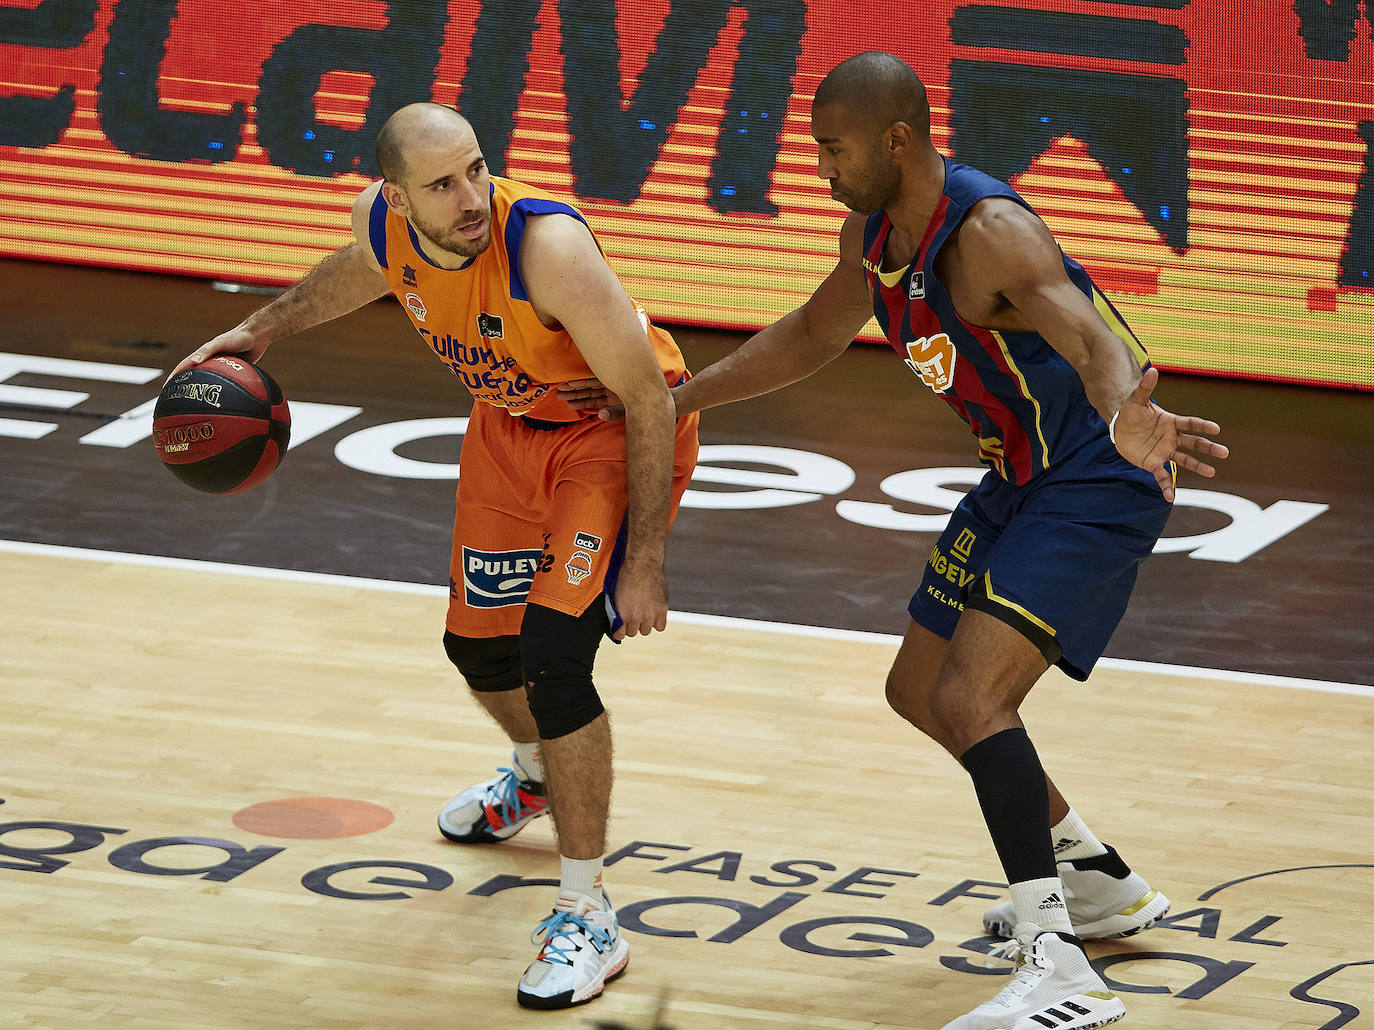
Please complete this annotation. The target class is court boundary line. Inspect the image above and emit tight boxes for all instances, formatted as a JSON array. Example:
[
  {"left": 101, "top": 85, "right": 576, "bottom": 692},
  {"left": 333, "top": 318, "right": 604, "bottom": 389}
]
[{"left": 4, "top": 538, "right": 1371, "bottom": 699}]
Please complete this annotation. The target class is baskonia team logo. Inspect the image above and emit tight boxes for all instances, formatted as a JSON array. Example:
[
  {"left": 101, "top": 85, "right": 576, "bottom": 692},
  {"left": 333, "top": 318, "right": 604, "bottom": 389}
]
[{"left": 904, "top": 333, "right": 957, "bottom": 394}]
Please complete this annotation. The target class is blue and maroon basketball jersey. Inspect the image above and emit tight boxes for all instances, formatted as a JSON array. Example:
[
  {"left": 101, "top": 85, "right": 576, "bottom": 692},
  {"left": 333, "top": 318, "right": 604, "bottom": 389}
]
[{"left": 861, "top": 158, "right": 1150, "bottom": 485}]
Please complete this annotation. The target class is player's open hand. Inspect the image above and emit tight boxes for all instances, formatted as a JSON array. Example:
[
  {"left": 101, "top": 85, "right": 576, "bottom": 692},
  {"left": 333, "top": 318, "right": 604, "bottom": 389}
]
[
  {"left": 1112, "top": 367, "right": 1229, "bottom": 502},
  {"left": 610, "top": 560, "right": 668, "bottom": 641},
  {"left": 558, "top": 378, "right": 625, "bottom": 421},
  {"left": 167, "top": 327, "right": 268, "bottom": 382}
]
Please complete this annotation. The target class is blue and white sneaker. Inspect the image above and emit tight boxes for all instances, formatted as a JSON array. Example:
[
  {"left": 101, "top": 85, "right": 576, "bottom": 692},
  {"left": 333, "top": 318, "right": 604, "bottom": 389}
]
[
  {"left": 517, "top": 893, "right": 629, "bottom": 1009},
  {"left": 437, "top": 757, "right": 548, "bottom": 843}
]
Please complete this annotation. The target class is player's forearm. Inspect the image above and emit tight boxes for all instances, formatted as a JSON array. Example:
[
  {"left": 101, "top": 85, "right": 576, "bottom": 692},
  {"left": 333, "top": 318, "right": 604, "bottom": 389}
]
[
  {"left": 238, "top": 244, "right": 390, "bottom": 347},
  {"left": 674, "top": 307, "right": 844, "bottom": 417},
  {"left": 1073, "top": 329, "right": 1146, "bottom": 423},
  {"left": 619, "top": 388, "right": 677, "bottom": 569}
]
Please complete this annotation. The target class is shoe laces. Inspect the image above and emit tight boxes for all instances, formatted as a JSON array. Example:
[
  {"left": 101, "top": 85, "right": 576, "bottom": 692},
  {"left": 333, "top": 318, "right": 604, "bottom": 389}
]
[
  {"left": 487, "top": 766, "right": 540, "bottom": 822},
  {"left": 531, "top": 909, "right": 616, "bottom": 966},
  {"left": 983, "top": 934, "right": 1052, "bottom": 1003},
  {"left": 983, "top": 934, "right": 1029, "bottom": 970}
]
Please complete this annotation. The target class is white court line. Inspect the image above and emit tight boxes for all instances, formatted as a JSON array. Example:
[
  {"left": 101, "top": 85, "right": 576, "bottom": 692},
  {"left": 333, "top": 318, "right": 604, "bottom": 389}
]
[{"left": 3, "top": 537, "right": 1371, "bottom": 699}]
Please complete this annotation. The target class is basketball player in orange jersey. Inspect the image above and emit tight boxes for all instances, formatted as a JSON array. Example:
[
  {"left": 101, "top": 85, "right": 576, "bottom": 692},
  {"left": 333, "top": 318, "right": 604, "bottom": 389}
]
[
  {"left": 566, "top": 53, "right": 1228, "bottom": 1028},
  {"left": 171, "top": 103, "right": 700, "bottom": 1011}
]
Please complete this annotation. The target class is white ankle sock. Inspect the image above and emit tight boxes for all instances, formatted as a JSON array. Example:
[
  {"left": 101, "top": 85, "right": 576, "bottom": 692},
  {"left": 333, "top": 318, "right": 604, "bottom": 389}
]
[
  {"left": 1011, "top": 876, "right": 1072, "bottom": 934},
  {"left": 1051, "top": 808, "right": 1108, "bottom": 861},
  {"left": 556, "top": 856, "right": 605, "bottom": 911},
  {"left": 512, "top": 742, "right": 544, "bottom": 785}
]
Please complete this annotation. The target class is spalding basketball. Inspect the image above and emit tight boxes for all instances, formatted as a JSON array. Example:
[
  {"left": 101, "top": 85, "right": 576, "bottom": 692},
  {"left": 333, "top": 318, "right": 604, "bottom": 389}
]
[{"left": 153, "top": 357, "right": 291, "bottom": 494}]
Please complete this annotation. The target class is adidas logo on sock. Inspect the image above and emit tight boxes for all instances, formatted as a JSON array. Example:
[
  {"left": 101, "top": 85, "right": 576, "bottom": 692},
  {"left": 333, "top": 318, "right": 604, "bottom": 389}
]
[
  {"left": 1038, "top": 892, "right": 1064, "bottom": 911},
  {"left": 1053, "top": 836, "right": 1082, "bottom": 854}
]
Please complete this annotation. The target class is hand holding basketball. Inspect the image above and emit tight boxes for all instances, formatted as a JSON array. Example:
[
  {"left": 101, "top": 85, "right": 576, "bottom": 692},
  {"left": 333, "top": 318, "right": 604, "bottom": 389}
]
[
  {"left": 167, "top": 325, "right": 268, "bottom": 381},
  {"left": 153, "top": 356, "right": 291, "bottom": 494}
]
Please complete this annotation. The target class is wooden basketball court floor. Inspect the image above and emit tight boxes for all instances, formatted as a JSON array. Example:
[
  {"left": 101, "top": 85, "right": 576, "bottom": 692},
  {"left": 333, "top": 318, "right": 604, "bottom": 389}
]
[{"left": 2, "top": 542, "right": 1371, "bottom": 1029}]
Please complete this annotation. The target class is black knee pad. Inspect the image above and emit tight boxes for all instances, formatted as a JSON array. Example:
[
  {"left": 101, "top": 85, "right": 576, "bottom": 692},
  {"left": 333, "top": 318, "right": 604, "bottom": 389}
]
[
  {"left": 520, "top": 601, "right": 607, "bottom": 739},
  {"left": 443, "top": 631, "right": 522, "bottom": 692}
]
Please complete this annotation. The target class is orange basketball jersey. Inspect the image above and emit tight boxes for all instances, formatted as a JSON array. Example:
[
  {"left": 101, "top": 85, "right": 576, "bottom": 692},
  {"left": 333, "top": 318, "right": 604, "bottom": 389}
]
[{"left": 366, "top": 177, "right": 687, "bottom": 422}]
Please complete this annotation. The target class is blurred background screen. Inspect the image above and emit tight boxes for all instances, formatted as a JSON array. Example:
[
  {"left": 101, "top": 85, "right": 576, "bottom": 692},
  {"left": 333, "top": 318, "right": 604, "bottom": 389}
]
[{"left": 3, "top": 0, "right": 1371, "bottom": 388}]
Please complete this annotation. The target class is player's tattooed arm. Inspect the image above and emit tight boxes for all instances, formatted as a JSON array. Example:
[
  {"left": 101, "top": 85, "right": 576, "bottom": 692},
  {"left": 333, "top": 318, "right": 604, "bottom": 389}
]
[{"left": 169, "top": 184, "right": 391, "bottom": 379}]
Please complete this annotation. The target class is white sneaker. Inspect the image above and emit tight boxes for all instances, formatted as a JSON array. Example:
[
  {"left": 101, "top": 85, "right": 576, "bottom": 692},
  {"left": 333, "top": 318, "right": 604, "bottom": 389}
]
[
  {"left": 942, "top": 923, "right": 1125, "bottom": 1030},
  {"left": 437, "top": 759, "right": 548, "bottom": 843},
  {"left": 517, "top": 894, "right": 629, "bottom": 1009},
  {"left": 984, "top": 846, "right": 1170, "bottom": 940}
]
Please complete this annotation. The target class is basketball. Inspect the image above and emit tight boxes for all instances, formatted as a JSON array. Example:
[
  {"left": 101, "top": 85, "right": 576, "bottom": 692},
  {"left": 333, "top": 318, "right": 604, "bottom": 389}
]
[{"left": 153, "top": 356, "right": 291, "bottom": 494}]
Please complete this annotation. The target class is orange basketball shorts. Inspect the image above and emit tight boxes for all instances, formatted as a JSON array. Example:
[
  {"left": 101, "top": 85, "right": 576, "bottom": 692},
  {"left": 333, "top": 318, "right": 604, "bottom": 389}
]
[{"left": 445, "top": 402, "right": 700, "bottom": 638}]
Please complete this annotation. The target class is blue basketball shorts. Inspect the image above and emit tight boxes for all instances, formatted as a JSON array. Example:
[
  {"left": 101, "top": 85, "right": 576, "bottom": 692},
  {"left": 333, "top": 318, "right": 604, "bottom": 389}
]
[{"left": 908, "top": 438, "right": 1174, "bottom": 680}]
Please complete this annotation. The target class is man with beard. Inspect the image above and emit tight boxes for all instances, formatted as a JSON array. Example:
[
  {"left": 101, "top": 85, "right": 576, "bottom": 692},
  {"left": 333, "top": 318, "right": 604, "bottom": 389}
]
[
  {"left": 566, "top": 52, "right": 1227, "bottom": 1029},
  {"left": 171, "top": 102, "right": 699, "bottom": 1011}
]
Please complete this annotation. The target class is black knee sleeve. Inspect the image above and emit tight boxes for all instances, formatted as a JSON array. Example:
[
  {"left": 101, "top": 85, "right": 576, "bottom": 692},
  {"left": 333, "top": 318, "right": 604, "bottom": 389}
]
[
  {"left": 443, "top": 631, "right": 522, "bottom": 692},
  {"left": 520, "top": 601, "right": 607, "bottom": 739}
]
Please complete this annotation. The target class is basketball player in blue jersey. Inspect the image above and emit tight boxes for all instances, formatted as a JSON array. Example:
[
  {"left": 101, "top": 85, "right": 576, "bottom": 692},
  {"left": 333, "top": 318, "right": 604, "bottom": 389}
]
[{"left": 567, "top": 52, "right": 1228, "bottom": 1029}]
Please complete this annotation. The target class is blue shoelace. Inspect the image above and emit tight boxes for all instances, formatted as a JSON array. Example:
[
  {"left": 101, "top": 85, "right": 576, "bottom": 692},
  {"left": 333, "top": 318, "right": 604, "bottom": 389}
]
[
  {"left": 488, "top": 766, "right": 540, "bottom": 823},
  {"left": 531, "top": 910, "right": 615, "bottom": 965}
]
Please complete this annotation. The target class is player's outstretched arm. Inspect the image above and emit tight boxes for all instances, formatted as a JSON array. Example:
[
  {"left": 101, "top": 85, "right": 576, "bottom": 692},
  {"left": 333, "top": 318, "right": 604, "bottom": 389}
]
[
  {"left": 521, "top": 213, "right": 677, "bottom": 640},
  {"left": 560, "top": 213, "right": 873, "bottom": 420},
  {"left": 678, "top": 212, "right": 874, "bottom": 416},
  {"left": 169, "top": 184, "right": 392, "bottom": 378},
  {"left": 962, "top": 201, "right": 1228, "bottom": 501}
]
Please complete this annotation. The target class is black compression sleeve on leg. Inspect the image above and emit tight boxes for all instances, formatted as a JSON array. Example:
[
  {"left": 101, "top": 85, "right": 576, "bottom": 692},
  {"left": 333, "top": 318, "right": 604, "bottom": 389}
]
[
  {"left": 443, "top": 631, "right": 522, "bottom": 692},
  {"left": 520, "top": 600, "right": 607, "bottom": 739},
  {"left": 960, "top": 728, "right": 1057, "bottom": 885}
]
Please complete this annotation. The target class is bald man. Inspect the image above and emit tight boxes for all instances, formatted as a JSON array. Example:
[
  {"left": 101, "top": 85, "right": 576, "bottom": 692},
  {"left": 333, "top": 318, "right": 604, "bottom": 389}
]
[
  {"left": 173, "top": 103, "right": 699, "bottom": 1010},
  {"left": 568, "top": 52, "right": 1227, "bottom": 1029}
]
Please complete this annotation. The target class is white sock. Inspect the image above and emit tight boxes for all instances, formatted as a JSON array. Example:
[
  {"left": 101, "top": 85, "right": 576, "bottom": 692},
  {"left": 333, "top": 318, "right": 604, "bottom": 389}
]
[
  {"left": 1051, "top": 808, "right": 1108, "bottom": 861},
  {"left": 555, "top": 856, "right": 605, "bottom": 912},
  {"left": 512, "top": 742, "right": 544, "bottom": 785},
  {"left": 1011, "top": 876, "right": 1072, "bottom": 934}
]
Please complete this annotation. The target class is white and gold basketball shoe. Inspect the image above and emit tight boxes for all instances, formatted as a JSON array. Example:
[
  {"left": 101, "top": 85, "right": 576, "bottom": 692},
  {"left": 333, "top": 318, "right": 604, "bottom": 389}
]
[
  {"left": 984, "top": 845, "right": 1170, "bottom": 940},
  {"left": 942, "top": 923, "right": 1125, "bottom": 1030}
]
